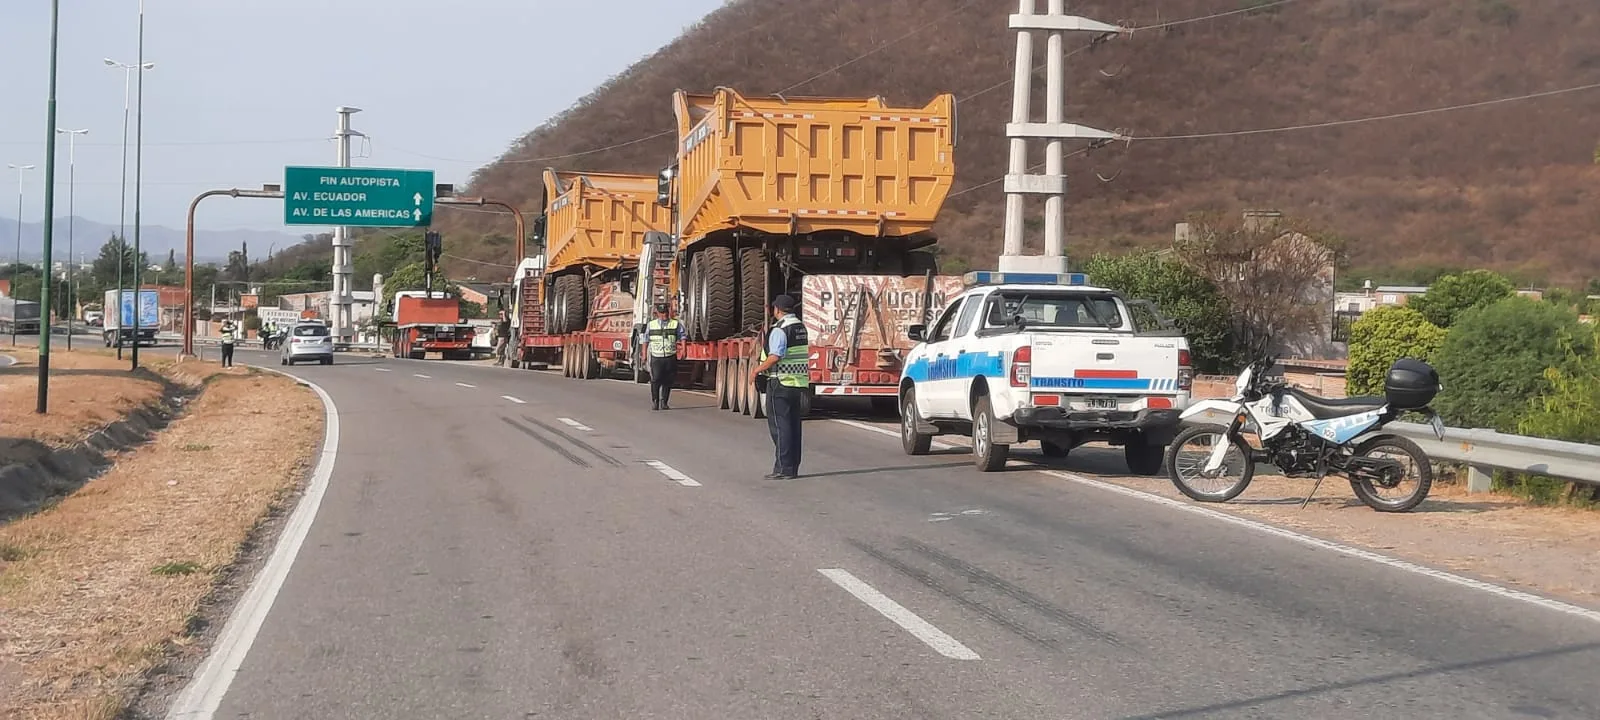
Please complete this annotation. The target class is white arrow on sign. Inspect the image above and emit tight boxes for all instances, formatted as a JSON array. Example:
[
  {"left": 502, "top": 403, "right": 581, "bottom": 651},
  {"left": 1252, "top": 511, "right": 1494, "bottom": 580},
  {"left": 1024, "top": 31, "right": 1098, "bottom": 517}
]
[
  {"left": 413, "top": 209, "right": 422, "bottom": 221},
  {"left": 414, "top": 193, "right": 422, "bottom": 206}
]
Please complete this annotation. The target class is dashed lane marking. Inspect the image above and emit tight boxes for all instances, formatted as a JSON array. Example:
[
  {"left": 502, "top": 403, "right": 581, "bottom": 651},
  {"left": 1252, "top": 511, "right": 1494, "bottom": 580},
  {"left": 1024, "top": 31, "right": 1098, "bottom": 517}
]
[
  {"left": 558, "top": 417, "right": 593, "bottom": 432},
  {"left": 817, "top": 568, "right": 981, "bottom": 660},
  {"left": 644, "top": 460, "right": 701, "bottom": 487}
]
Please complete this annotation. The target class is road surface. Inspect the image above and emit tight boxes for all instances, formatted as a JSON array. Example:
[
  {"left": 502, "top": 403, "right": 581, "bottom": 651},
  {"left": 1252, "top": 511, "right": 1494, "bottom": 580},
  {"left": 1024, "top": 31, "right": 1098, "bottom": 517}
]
[{"left": 136, "top": 349, "right": 1600, "bottom": 717}]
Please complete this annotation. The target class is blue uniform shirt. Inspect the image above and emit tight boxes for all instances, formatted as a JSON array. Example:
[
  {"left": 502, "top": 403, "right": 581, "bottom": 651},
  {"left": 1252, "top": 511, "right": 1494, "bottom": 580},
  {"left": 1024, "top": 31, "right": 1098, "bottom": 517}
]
[{"left": 768, "top": 314, "right": 793, "bottom": 356}]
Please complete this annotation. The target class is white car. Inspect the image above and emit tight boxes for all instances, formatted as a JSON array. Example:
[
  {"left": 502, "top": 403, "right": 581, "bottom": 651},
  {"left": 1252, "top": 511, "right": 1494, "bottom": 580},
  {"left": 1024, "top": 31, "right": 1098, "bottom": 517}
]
[
  {"left": 898, "top": 272, "right": 1192, "bottom": 473},
  {"left": 281, "top": 322, "right": 334, "bottom": 366}
]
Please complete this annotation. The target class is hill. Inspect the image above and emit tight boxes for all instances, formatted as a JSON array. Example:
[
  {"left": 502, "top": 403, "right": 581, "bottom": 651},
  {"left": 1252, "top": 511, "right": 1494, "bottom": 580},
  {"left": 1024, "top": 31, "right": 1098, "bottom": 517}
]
[{"left": 431, "top": 0, "right": 1600, "bottom": 286}]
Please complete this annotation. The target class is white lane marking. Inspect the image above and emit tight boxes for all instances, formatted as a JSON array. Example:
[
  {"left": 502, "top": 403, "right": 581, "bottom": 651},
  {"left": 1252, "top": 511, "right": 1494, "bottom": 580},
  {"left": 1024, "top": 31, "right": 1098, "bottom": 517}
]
[
  {"left": 558, "top": 417, "right": 593, "bottom": 432},
  {"left": 413, "top": 373, "right": 432, "bottom": 379},
  {"left": 830, "top": 418, "right": 958, "bottom": 450},
  {"left": 501, "top": 395, "right": 526, "bottom": 404},
  {"left": 929, "top": 509, "right": 987, "bottom": 522},
  {"left": 644, "top": 460, "right": 701, "bottom": 487},
  {"left": 374, "top": 368, "right": 392, "bottom": 372},
  {"left": 817, "top": 568, "right": 980, "bottom": 660},
  {"left": 1038, "top": 469, "right": 1600, "bottom": 625},
  {"left": 166, "top": 369, "right": 341, "bottom": 719},
  {"left": 455, "top": 382, "right": 476, "bottom": 388}
]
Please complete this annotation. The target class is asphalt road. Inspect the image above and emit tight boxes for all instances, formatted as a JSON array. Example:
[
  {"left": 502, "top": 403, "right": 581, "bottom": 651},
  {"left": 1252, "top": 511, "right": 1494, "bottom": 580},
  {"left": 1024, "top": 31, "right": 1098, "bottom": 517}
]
[{"left": 157, "top": 350, "right": 1600, "bottom": 718}]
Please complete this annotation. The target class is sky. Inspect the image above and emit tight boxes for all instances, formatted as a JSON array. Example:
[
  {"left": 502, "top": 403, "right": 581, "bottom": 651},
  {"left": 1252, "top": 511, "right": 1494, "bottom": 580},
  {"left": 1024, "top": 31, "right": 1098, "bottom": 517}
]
[{"left": 0, "top": 0, "right": 726, "bottom": 249}]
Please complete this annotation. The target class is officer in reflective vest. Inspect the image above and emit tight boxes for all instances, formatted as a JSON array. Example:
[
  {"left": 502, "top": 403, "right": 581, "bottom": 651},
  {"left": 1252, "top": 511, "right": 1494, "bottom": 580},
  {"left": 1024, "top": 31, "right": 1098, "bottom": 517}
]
[
  {"left": 753, "top": 294, "right": 809, "bottom": 479},
  {"left": 645, "top": 303, "right": 685, "bottom": 411},
  {"left": 219, "top": 319, "right": 238, "bottom": 368}
]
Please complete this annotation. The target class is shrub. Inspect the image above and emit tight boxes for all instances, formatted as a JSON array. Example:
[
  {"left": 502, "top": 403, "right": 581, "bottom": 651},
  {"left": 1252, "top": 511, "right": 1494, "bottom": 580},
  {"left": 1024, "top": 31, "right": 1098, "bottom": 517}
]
[
  {"left": 1083, "top": 251, "right": 1239, "bottom": 373},
  {"left": 1346, "top": 306, "right": 1446, "bottom": 396},
  {"left": 1406, "top": 269, "right": 1514, "bottom": 328},
  {"left": 1432, "top": 297, "right": 1589, "bottom": 430}
]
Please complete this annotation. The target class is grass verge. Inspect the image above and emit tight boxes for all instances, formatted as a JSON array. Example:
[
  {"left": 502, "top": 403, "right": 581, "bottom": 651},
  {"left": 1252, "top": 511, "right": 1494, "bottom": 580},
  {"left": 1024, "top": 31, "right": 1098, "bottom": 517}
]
[{"left": 0, "top": 361, "right": 323, "bottom": 719}]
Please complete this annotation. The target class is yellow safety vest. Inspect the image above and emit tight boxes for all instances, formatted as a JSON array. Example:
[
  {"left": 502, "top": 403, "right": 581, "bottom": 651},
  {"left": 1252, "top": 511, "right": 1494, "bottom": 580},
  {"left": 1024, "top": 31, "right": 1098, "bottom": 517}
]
[
  {"left": 646, "top": 318, "right": 681, "bottom": 358},
  {"left": 763, "top": 315, "right": 810, "bottom": 388}
]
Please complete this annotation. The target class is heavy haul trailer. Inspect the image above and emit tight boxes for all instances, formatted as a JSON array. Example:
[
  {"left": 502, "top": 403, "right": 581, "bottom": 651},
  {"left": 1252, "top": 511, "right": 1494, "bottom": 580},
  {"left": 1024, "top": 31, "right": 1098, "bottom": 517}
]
[
  {"left": 642, "top": 87, "right": 961, "bottom": 416},
  {"left": 390, "top": 291, "right": 477, "bottom": 360},
  {"left": 510, "top": 169, "right": 670, "bottom": 376}
]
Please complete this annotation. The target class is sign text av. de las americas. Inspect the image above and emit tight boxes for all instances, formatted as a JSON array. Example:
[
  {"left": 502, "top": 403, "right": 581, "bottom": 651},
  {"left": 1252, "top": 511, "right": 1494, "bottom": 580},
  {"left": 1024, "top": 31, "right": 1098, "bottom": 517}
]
[{"left": 283, "top": 166, "right": 435, "bottom": 228}]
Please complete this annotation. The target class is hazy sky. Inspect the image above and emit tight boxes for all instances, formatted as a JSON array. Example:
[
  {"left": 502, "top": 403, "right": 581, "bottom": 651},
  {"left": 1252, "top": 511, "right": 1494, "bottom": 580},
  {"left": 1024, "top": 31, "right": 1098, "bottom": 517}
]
[{"left": 0, "top": 0, "right": 725, "bottom": 240}]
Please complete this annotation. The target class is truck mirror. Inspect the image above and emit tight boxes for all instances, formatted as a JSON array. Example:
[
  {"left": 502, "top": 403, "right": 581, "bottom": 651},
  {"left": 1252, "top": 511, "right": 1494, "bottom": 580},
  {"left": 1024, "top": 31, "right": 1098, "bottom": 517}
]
[
  {"left": 907, "top": 324, "right": 926, "bottom": 342},
  {"left": 656, "top": 167, "right": 674, "bottom": 208}
]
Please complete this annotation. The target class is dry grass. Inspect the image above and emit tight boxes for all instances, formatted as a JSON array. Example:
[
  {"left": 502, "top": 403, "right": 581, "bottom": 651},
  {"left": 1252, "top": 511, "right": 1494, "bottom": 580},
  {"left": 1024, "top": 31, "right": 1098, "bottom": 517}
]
[
  {"left": 0, "top": 365, "right": 323, "bottom": 719},
  {"left": 0, "top": 346, "right": 169, "bottom": 452}
]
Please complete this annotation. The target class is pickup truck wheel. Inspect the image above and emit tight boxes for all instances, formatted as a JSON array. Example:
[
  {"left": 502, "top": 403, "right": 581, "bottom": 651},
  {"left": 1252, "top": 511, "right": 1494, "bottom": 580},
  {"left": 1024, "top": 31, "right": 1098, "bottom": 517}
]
[
  {"left": 1124, "top": 433, "right": 1165, "bottom": 476},
  {"left": 900, "top": 388, "right": 933, "bottom": 455},
  {"left": 972, "top": 396, "right": 1009, "bottom": 472}
]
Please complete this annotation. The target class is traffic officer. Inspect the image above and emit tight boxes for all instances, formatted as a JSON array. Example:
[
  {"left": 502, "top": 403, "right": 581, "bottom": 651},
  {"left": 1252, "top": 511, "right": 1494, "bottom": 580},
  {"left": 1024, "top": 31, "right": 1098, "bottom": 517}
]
[
  {"left": 644, "top": 302, "right": 685, "bottom": 410},
  {"left": 494, "top": 311, "right": 512, "bottom": 366},
  {"left": 219, "top": 319, "right": 238, "bottom": 368},
  {"left": 752, "top": 294, "right": 809, "bottom": 479}
]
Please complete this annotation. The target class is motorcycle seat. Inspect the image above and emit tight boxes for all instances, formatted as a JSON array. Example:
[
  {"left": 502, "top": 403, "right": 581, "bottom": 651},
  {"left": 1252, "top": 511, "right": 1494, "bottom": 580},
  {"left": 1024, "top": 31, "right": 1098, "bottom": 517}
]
[{"left": 1285, "top": 386, "right": 1386, "bottom": 420}]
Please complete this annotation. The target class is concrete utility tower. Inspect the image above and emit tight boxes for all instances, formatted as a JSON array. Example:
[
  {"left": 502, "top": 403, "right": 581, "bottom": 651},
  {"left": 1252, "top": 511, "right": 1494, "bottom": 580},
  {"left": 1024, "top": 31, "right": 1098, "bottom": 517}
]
[
  {"left": 330, "top": 106, "right": 365, "bottom": 342},
  {"left": 998, "top": 0, "right": 1121, "bottom": 274}
]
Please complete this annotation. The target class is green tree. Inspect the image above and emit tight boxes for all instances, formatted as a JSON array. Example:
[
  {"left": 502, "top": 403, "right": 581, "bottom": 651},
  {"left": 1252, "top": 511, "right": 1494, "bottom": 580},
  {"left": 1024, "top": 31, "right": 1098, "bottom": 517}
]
[
  {"left": 90, "top": 235, "right": 149, "bottom": 289},
  {"left": 1345, "top": 306, "right": 1447, "bottom": 396},
  {"left": 1432, "top": 296, "right": 1589, "bottom": 430},
  {"left": 1406, "top": 269, "right": 1514, "bottom": 328},
  {"left": 1084, "top": 251, "right": 1238, "bottom": 373}
]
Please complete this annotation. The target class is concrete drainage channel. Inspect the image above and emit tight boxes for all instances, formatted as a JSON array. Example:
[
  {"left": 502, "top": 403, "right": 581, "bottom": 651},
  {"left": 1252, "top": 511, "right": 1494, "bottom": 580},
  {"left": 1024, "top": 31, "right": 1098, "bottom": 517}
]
[{"left": 0, "top": 378, "right": 198, "bottom": 523}]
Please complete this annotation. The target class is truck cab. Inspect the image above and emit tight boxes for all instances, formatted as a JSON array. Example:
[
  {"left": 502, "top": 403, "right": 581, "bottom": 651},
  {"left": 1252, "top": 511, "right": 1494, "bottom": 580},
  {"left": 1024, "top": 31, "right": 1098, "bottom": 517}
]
[{"left": 898, "top": 272, "right": 1192, "bottom": 474}]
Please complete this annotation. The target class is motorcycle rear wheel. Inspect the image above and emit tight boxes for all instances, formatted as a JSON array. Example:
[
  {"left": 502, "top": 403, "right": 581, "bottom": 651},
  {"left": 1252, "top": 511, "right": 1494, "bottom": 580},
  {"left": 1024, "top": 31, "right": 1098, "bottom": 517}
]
[
  {"left": 1348, "top": 434, "right": 1433, "bottom": 513},
  {"left": 1165, "top": 424, "right": 1254, "bottom": 503}
]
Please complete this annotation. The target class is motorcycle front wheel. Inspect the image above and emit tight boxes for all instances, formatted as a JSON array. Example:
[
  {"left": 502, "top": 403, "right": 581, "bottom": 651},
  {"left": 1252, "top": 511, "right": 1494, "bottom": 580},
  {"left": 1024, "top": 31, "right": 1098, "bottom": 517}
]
[
  {"left": 1349, "top": 434, "right": 1433, "bottom": 513},
  {"left": 1165, "top": 424, "right": 1255, "bottom": 503}
]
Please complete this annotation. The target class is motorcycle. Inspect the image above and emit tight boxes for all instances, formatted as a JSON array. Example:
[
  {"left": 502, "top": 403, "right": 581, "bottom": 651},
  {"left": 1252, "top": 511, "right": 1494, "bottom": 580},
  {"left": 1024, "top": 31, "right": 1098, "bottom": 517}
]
[{"left": 1163, "top": 356, "right": 1446, "bottom": 513}]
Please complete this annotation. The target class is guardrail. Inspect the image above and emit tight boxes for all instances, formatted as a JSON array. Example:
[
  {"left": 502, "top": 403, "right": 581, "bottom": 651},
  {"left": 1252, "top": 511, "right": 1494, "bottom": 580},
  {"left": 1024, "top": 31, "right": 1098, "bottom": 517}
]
[{"left": 1386, "top": 422, "right": 1600, "bottom": 492}]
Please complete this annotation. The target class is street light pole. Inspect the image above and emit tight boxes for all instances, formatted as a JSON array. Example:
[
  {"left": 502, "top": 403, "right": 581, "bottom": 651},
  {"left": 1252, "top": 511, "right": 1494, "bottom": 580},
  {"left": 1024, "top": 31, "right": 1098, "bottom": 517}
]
[
  {"left": 183, "top": 185, "right": 284, "bottom": 358},
  {"left": 39, "top": 0, "right": 61, "bottom": 413},
  {"left": 56, "top": 128, "right": 86, "bottom": 350},
  {"left": 105, "top": 57, "right": 153, "bottom": 360},
  {"left": 130, "top": 0, "right": 147, "bottom": 371},
  {"left": 7, "top": 164, "right": 34, "bottom": 347}
]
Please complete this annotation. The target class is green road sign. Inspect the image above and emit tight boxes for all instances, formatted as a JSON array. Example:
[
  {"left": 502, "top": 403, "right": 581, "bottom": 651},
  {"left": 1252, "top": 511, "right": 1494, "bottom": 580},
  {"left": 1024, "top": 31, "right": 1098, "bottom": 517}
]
[{"left": 284, "top": 166, "right": 435, "bottom": 227}]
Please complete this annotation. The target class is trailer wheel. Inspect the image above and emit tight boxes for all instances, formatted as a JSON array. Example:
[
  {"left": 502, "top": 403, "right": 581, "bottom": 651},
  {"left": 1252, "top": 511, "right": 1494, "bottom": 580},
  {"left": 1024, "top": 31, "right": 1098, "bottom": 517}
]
[
  {"left": 733, "top": 357, "right": 749, "bottom": 415},
  {"left": 552, "top": 274, "right": 586, "bottom": 334},
  {"left": 716, "top": 359, "right": 730, "bottom": 410},
  {"left": 698, "top": 246, "right": 739, "bottom": 341},
  {"left": 750, "top": 358, "right": 767, "bottom": 420},
  {"left": 738, "top": 247, "right": 766, "bottom": 333}
]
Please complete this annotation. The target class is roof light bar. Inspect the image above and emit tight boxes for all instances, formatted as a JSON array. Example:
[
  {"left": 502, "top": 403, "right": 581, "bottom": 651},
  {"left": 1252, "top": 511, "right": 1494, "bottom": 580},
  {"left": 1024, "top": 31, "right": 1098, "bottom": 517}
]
[{"left": 962, "top": 271, "right": 1091, "bottom": 287}]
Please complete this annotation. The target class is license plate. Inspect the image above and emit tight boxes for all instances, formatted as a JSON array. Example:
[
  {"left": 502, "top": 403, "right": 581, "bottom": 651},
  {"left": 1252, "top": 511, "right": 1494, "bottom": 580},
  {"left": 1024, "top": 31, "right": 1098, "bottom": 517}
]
[
  {"left": 1086, "top": 397, "right": 1118, "bottom": 410},
  {"left": 1429, "top": 412, "right": 1446, "bottom": 441}
]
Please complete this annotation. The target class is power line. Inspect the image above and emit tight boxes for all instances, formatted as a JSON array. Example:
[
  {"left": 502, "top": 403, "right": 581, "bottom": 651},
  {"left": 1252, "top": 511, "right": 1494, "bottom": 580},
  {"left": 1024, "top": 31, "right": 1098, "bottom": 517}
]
[
  {"left": 1135, "top": 0, "right": 1304, "bottom": 31},
  {"left": 776, "top": 0, "right": 980, "bottom": 95}
]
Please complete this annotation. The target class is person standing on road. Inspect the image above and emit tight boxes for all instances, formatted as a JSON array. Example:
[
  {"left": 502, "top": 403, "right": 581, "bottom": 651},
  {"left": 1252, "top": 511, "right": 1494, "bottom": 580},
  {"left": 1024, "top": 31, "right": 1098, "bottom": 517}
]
[
  {"left": 644, "top": 302, "right": 685, "bottom": 411},
  {"left": 219, "top": 319, "right": 238, "bottom": 368},
  {"left": 752, "top": 294, "right": 809, "bottom": 479},
  {"left": 494, "top": 311, "right": 512, "bottom": 367}
]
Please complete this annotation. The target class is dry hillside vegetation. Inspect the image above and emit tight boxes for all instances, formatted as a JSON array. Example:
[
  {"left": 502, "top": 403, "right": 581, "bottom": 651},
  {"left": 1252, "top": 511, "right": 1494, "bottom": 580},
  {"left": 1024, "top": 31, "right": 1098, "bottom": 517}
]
[{"left": 430, "top": 0, "right": 1600, "bottom": 284}]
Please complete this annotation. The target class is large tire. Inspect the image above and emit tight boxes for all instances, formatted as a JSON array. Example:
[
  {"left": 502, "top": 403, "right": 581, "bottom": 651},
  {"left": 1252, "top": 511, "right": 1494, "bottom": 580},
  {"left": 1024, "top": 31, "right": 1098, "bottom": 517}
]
[
  {"left": 905, "top": 251, "right": 939, "bottom": 277},
  {"left": 684, "top": 256, "right": 706, "bottom": 341},
  {"left": 972, "top": 395, "right": 1008, "bottom": 472},
  {"left": 738, "top": 246, "right": 766, "bottom": 333},
  {"left": 698, "top": 246, "right": 739, "bottom": 340},
  {"left": 901, "top": 386, "right": 933, "bottom": 456},
  {"left": 717, "top": 360, "right": 731, "bottom": 410},
  {"left": 552, "top": 275, "right": 586, "bottom": 334},
  {"left": 1349, "top": 434, "right": 1434, "bottom": 513},
  {"left": 1124, "top": 432, "right": 1165, "bottom": 476}
]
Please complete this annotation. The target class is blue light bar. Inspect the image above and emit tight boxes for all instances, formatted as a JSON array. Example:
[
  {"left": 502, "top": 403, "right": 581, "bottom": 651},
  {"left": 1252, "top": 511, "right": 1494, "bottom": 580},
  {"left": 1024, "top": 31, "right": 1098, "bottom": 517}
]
[{"left": 962, "top": 271, "right": 1091, "bottom": 287}]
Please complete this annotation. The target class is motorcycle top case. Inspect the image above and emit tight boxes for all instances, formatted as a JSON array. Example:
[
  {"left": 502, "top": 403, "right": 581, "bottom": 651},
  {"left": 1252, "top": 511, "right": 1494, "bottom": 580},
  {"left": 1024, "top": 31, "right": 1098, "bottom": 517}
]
[{"left": 1384, "top": 358, "right": 1440, "bottom": 410}]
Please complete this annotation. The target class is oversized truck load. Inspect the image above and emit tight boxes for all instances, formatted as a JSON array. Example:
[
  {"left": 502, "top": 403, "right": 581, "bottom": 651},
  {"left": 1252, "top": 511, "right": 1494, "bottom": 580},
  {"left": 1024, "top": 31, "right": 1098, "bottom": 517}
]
[
  {"left": 102, "top": 288, "right": 159, "bottom": 347},
  {"left": 0, "top": 297, "right": 42, "bottom": 335},
  {"left": 625, "top": 87, "right": 961, "bottom": 416},
  {"left": 389, "top": 290, "right": 476, "bottom": 360},
  {"left": 511, "top": 169, "right": 670, "bottom": 375}
]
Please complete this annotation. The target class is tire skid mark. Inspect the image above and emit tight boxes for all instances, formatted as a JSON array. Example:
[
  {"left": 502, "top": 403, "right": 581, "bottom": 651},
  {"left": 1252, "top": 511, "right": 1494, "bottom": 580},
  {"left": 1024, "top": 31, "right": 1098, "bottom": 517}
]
[
  {"left": 523, "top": 416, "right": 624, "bottom": 467},
  {"left": 499, "top": 416, "right": 590, "bottom": 468}
]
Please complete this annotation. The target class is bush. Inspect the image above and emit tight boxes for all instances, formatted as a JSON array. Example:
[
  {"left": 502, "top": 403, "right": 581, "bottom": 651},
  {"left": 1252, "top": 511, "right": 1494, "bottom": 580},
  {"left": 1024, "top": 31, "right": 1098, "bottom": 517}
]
[
  {"left": 1432, "top": 296, "right": 1589, "bottom": 430},
  {"left": 1406, "top": 269, "right": 1514, "bottom": 328},
  {"left": 1345, "top": 306, "right": 1446, "bottom": 396},
  {"left": 1083, "top": 251, "right": 1239, "bottom": 373}
]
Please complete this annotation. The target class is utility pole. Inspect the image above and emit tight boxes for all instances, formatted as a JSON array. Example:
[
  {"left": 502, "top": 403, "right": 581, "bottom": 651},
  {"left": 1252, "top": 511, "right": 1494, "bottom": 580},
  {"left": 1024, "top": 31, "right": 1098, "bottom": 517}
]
[
  {"left": 130, "top": 0, "right": 148, "bottom": 371},
  {"left": 105, "top": 57, "right": 154, "bottom": 360},
  {"left": 38, "top": 0, "right": 61, "bottom": 413},
  {"left": 57, "top": 127, "right": 87, "bottom": 350},
  {"left": 330, "top": 106, "right": 365, "bottom": 344},
  {"left": 997, "top": 0, "right": 1121, "bottom": 275},
  {"left": 7, "top": 164, "right": 34, "bottom": 347}
]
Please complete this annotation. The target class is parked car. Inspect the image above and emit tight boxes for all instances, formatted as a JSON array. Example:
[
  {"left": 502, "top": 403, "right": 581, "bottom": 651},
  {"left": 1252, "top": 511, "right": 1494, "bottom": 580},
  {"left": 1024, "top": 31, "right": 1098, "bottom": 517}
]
[{"left": 281, "top": 322, "right": 334, "bottom": 366}]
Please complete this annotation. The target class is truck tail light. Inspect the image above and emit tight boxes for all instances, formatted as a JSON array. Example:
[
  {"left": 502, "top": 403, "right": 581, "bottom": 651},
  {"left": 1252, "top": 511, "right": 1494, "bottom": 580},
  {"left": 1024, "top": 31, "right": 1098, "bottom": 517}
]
[
  {"left": 1177, "top": 348, "right": 1193, "bottom": 391},
  {"left": 1010, "top": 345, "right": 1031, "bottom": 388}
]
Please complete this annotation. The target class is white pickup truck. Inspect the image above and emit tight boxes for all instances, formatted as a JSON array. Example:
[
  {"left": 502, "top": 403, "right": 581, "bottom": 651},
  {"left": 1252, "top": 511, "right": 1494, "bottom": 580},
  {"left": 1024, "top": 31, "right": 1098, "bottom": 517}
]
[{"left": 897, "top": 272, "right": 1193, "bottom": 473}]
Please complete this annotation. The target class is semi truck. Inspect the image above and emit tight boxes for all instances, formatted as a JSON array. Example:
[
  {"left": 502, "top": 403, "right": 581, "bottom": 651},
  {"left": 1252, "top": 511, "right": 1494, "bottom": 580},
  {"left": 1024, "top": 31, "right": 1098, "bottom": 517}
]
[
  {"left": 509, "top": 169, "right": 670, "bottom": 375},
  {"left": 636, "top": 87, "right": 961, "bottom": 418},
  {"left": 102, "top": 288, "right": 160, "bottom": 347},
  {"left": 0, "top": 297, "right": 41, "bottom": 335},
  {"left": 388, "top": 290, "right": 477, "bottom": 360}
]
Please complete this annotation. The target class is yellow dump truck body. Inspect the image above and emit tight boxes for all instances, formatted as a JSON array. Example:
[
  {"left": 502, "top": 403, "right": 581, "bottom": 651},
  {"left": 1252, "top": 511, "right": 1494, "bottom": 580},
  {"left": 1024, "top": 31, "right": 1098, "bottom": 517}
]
[
  {"left": 543, "top": 169, "right": 670, "bottom": 275},
  {"left": 673, "top": 88, "right": 955, "bottom": 243}
]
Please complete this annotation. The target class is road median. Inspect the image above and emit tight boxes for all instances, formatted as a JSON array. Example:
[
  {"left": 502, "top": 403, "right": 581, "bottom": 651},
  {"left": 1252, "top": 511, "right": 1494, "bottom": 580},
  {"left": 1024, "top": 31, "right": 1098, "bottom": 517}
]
[{"left": 0, "top": 349, "right": 324, "bottom": 719}]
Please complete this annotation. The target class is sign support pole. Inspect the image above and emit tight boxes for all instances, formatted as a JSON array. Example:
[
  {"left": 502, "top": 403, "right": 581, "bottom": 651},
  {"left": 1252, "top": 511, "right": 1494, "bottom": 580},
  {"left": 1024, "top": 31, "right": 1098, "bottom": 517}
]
[{"left": 330, "top": 106, "right": 363, "bottom": 344}]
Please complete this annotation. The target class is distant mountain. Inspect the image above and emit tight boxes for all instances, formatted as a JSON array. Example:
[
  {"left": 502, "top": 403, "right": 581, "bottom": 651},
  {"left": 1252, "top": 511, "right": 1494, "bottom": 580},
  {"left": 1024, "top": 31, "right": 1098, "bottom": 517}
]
[{"left": 0, "top": 216, "right": 302, "bottom": 266}]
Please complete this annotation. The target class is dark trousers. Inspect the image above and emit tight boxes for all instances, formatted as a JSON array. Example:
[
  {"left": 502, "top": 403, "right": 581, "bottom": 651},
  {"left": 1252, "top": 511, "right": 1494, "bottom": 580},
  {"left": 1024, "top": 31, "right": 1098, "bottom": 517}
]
[
  {"left": 766, "top": 380, "right": 804, "bottom": 476},
  {"left": 221, "top": 343, "right": 235, "bottom": 367},
  {"left": 649, "top": 356, "right": 677, "bottom": 406}
]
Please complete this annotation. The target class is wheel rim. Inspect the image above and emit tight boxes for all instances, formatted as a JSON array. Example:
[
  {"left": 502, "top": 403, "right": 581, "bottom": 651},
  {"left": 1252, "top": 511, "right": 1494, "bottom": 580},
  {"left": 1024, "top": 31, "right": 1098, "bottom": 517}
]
[
  {"left": 1360, "top": 444, "right": 1425, "bottom": 507},
  {"left": 1172, "top": 432, "right": 1247, "bottom": 496},
  {"left": 975, "top": 411, "right": 989, "bottom": 459},
  {"left": 901, "top": 393, "right": 916, "bottom": 441}
]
